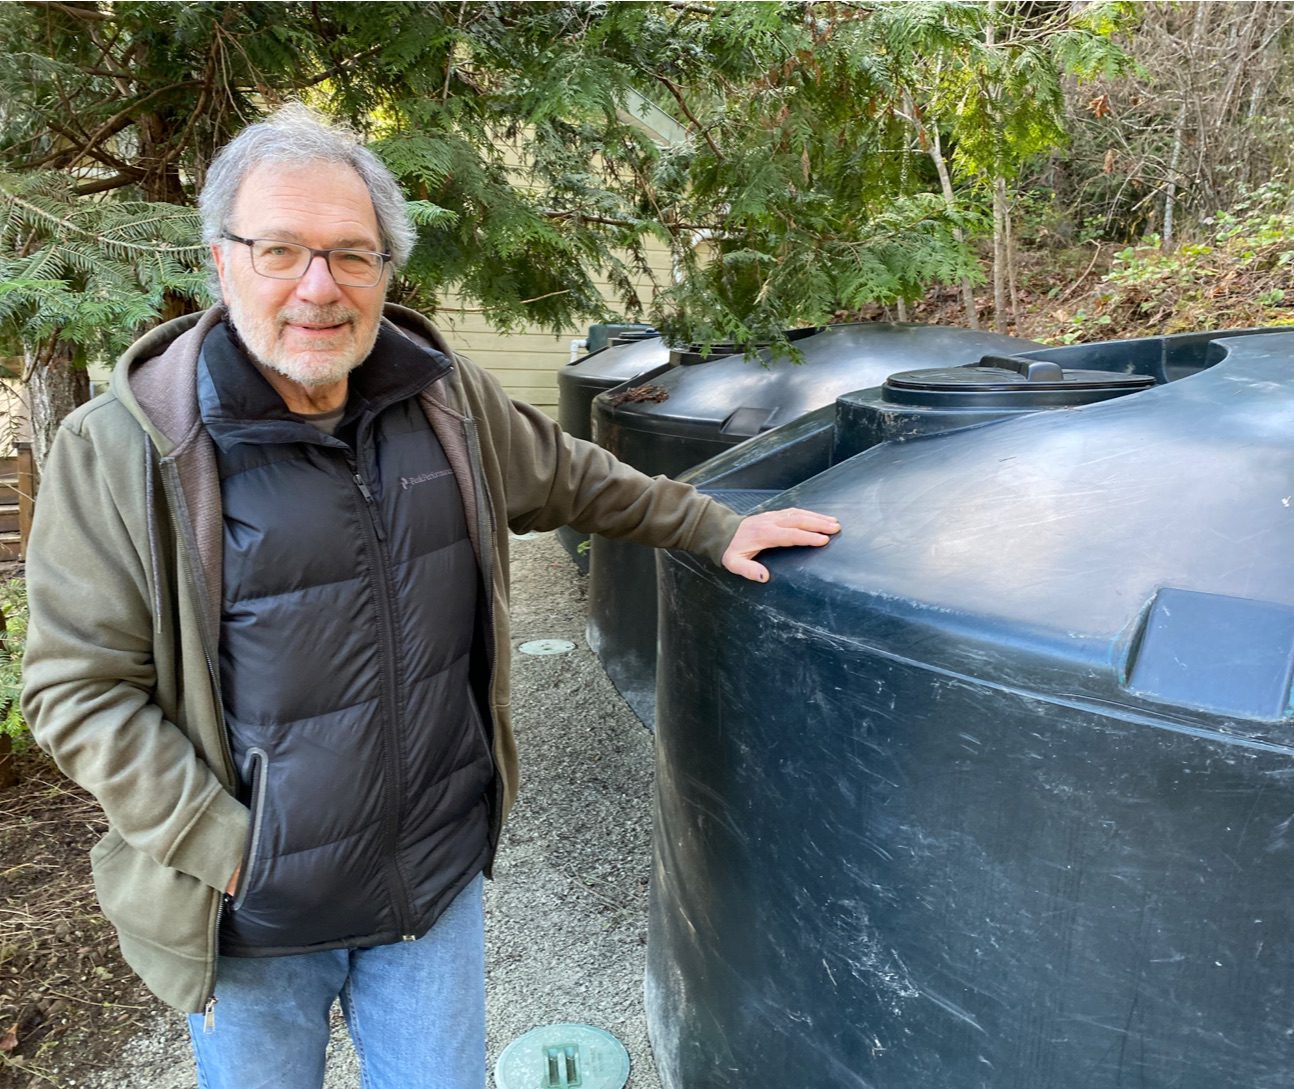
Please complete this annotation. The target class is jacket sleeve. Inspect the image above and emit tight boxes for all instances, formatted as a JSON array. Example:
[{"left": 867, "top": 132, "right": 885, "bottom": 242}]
[
  {"left": 21, "top": 413, "right": 246, "bottom": 893},
  {"left": 467, "top": 365, "right": 744, "bottom": 564}
]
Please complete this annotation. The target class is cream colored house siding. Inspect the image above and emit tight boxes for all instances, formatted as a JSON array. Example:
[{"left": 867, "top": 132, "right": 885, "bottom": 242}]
[
  {"left": 438, "top": 97, "right": 683, "bottom": 417},
  {"left": 434, "top": 235, "right": 675, "bottom": 417}
]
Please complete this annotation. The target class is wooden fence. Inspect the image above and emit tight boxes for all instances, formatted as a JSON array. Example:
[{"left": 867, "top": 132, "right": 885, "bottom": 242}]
[{"left": 0, "top": 443, "right": 35, "bottom": 562}]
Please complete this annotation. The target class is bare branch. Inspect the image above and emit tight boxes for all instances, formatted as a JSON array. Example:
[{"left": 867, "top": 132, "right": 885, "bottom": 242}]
[
  {"left": 542, "top": 207, "right": 708, "bottom": 233},
  {"left": 655, "top": 75, "right": 722, "bottom": 159},
  {"left": 444, "top": 289, "right": 573, "bottom": 314},
  {"left": 22, "top": 0, "right": 113, "bottom": 22},
  {"left": 72, "top": 172, "right": 140, "bottom": 196}
]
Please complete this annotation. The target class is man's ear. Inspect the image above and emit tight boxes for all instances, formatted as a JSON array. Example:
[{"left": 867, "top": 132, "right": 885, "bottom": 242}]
[{"left": 210, "top": 242, "right": 228, "bottom": 300}]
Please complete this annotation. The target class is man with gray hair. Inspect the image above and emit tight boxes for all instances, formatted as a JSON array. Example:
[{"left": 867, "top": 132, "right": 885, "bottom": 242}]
[{"left": 22, "top": 104, "right": 839, "bottom": 1088}]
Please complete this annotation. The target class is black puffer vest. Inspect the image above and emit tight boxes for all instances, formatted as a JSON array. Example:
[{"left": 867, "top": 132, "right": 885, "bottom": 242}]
[{"left": 198, "top": 322, "right": 494, "bottom": 956}]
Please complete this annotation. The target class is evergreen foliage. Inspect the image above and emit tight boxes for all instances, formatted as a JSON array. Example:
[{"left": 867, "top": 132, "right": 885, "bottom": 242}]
[
  {"left": 0, "top": 169, "right": 209, "bottom": 368},
  {"left": 0, "top": 1, "right": 1132, "bottom": 426},
  {"left": 647, "top": 1, "right": 1131, "bottom": 346},
  {"left": 0, "top": 578, "right": 27, "bottom": 742},
  {"left": 927, "top": 1, "right": 1133, "bottom": 186}
]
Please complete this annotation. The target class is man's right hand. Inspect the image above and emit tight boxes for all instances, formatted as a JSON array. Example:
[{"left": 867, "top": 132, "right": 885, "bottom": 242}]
[
  {"left": 721, "top": 508, "right": 841, "bottom": 582},
  {"left": 225, "top": 865, "right": 241, "bottom": 897}
]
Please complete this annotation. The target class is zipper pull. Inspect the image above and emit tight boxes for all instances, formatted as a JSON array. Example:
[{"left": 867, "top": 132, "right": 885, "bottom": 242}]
[
  {"left": 203, "top": 995, "right": 218, "bottom": 1034},
  {"left": 352, "top": 472, "right": 387, "bottom": 541}
]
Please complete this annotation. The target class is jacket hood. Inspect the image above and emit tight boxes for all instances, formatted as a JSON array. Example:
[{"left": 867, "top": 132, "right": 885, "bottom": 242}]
[{"left": 112, "top": 304, "right": 461, "bottom": 458}]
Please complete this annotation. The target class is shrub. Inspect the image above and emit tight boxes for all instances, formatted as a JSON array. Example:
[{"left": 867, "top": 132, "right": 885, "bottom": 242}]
[{"left": 0, "top": 577, "right": 28, "bottom": 744}]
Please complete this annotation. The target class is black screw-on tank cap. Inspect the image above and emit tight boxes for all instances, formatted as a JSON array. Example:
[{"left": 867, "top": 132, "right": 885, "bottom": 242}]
[{"left": 881, "top": 355, "right": 1155, "bottom": 409}]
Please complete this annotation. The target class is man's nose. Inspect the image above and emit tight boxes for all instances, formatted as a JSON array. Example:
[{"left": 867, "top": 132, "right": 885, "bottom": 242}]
[{"left": 294, "top": 253, "right": 342, "bottom": 301}]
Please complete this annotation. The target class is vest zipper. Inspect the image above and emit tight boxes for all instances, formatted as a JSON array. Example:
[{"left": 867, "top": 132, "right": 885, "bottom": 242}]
[
  {"left": 462, "top": 419, "right": 504, "bottom": 856},
  {"left": 346, "top": 454, "right": 417, "bottom": 938},
  {"left": 351, "top": 472, "right": 386, "bottom": 541}
]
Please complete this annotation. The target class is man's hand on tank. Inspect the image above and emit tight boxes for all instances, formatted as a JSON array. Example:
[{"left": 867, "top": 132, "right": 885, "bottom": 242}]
[{"left": 721, "top": 508, "right": 841, "bottom": 583}]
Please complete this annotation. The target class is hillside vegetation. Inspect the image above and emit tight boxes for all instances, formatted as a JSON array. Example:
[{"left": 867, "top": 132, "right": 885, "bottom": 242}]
[{"left": 896, "top": 184, "right": 1294, "bottom": 346}]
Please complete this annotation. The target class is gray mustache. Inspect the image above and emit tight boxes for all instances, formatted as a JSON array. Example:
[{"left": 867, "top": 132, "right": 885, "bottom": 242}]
[{"left": 279, "top": 307, "right": 357, "bottom": 325}]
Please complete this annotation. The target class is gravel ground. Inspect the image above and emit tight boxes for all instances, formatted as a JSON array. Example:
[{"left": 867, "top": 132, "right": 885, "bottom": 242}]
[{"left": 82, "top": 531, "right": 661, "bottom": 1089}]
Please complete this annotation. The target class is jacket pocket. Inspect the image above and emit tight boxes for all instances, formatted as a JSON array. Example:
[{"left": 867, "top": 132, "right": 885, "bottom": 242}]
[
  {"left": 90, "top": 834, "right": 212, "bottom": 962},
  {"left": 231, "top": 748, "right": 268, "bottom": 912}
]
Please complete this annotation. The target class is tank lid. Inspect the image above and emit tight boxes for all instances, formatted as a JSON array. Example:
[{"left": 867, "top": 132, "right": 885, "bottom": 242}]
[
  {"left": 883, "top": 353, "right": 1155, "bottom": 408},
  {"left": 669, "top": 343, "right": 744, "bottom": 367}
]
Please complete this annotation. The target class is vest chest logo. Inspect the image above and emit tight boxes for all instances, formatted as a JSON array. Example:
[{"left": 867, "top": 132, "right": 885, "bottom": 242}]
[{"left": 400, "top": 469, "right": 453, "bottom": 491}]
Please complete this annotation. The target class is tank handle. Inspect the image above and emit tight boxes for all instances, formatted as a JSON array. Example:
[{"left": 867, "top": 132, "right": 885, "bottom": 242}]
[
  {"left": 976, "top": 354, "right": 1065, "bottom": 382},
  {"left": 720, "top": 406, "right": 779, "bottom": 438}
]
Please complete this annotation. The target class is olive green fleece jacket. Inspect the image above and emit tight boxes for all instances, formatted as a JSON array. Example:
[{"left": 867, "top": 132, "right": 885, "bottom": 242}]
[{"left": 21, "top": 304, "right": 743, "bottom": 1014}]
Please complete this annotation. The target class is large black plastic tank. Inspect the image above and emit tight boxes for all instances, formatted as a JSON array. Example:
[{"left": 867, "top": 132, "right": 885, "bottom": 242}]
[
  {"left": 556, "top": 336, "right": 671, "bottom": 568},
  {"left": 558, "top": 335, "right": 668, "bottom": 446},
  {"left": 587, "top": 323, "right": 1042, "bottom": 724},
  {"left": 646, "top": 329, "right": 1294, "bottom": 1089}
]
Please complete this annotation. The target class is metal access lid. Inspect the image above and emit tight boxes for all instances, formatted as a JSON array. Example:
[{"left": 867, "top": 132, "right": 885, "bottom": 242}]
[
  {"left": 883, "top": 353, "right": 1156, "bottom": 408},
  {"left": 495, "top": 1023, "right": 631, "bottom": 1089}
]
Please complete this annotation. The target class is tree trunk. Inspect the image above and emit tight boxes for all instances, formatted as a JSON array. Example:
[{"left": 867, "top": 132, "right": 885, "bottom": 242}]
[
  {"left": 1183, "top": 0, "right": 1216, "bottom": 211},
  {"left": 992, "top": 174, "right": 1009, "bottom": 334},
  {"left": 1163, "top": 100, "right": 1187, "bottom": 249},
  {"left": 27, "top": 341, "right": 89, "bottom": 476},
  {"left": 986, "top": 5, "right": 1008, "bottom": 335},
  {"left": 0, "top": 601, "right": 15, "bottom": 791},
  {"left": 929, "top": 122, "right": 979, "bottom": 328},
  {"left": 0, "top": 734, "right": 14, "bottom": 791},
  {"left": 1004, "top": 195, "right": 1020, "bottom": 329}
]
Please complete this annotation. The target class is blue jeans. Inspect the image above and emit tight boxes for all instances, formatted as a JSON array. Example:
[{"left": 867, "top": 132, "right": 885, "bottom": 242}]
[{"left": 187, "top": 874, "right": 485, "bottom": 1089}]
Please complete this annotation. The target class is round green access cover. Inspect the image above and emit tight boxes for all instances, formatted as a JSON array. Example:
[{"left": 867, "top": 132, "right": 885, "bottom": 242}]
[
  {"left": 518, "top": 639, "right": 576, "bottom": 656},
  {"left": 495, "top": 1023, "right": 630, "bottom": 1089}
]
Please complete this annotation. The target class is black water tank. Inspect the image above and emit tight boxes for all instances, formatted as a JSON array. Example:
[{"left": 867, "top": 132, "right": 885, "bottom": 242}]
[
  {"left": 587, "top": 323, "right": 1042, "bottom": 724},
  {"left": 586, "top": 322, "right": 657, "bottom": 353},
  {"left": 647, "top": 329, "right": 1294, "bottom": 1089},
  {"left": 558, "top": 336, "right": 668, "bottom": 448},
  {"left": 555, "top": 336, "right": 670, "bottom": 568}
]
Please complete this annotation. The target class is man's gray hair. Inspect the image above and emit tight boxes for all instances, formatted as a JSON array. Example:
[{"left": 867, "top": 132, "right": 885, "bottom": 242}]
[{"left": 198, "top": 102, "right": 416, "bottom": 267}]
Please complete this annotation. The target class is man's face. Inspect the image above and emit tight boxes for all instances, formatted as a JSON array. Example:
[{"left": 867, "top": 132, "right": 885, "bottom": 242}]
[{"left": 210, "top": 161, "right": 388, "bottom": 391}]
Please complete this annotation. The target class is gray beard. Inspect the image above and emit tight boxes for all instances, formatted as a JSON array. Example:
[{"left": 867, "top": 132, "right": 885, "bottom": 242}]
[{"left": 222, "top": 295, "right": 379, "bottom": 388}]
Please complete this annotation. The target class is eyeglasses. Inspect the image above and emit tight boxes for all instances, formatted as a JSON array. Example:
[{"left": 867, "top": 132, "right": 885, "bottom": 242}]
[{"left": 221, "top": 232, "right": 391, "bottom": 288}]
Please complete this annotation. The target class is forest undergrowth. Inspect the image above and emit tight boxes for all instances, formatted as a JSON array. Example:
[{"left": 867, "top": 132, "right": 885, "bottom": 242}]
[{"left": 904, "top": 185, "right": 1294, "bottom": 343}]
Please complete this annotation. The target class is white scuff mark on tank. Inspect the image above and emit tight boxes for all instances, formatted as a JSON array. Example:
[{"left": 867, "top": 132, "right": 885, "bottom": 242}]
[
  {"left": 826, "top": 899, "right": 920, "bottom": 1016},
  {"left": 861, "top": 837, "right": 895, "bottom": 863},
  {"left": 921, "top": 986, "right": 987, "bottom": 1033},
  {"left": 1264, "top": 810, "right": 1294, "bottom": 852}
]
